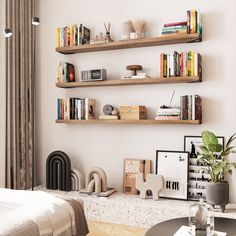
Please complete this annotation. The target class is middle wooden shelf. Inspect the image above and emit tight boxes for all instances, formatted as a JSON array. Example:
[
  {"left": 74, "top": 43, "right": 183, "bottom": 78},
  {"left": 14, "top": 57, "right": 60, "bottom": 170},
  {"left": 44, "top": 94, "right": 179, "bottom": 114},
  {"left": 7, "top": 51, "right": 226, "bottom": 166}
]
[
  {"left": 56, "top": 119, "right": 201, "bottom": 125},
  {"left": 56, "top": 76, "right": 201, "bottom": 88}
]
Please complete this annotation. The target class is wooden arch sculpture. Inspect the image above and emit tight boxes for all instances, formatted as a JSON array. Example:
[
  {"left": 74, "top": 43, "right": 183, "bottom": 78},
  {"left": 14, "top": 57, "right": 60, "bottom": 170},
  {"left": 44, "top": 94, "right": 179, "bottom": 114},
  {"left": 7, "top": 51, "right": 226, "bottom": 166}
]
[
  {"left": 46, "top": 151, "right": 71, "bottom": 191},
  {"left": 86, "top": 167, "right": 108, "bottom": 193}
]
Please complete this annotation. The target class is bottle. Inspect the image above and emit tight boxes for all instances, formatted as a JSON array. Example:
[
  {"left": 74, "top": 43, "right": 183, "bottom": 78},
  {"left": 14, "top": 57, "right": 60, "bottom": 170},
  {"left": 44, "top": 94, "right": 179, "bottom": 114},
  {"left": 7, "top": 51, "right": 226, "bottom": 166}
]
[
  {"left": 190, "top": 142, "right": 198, "bottom": 159},
  {"left": 189, "top": 198, "right": 214, "bottom": 236}
]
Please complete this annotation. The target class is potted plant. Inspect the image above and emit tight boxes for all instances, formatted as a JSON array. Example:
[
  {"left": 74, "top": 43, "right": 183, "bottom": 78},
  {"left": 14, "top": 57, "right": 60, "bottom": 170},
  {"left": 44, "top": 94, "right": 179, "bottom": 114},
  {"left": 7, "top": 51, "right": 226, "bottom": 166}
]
[{"left": 198, "top": 131, "right": 236, "bottom": 212}]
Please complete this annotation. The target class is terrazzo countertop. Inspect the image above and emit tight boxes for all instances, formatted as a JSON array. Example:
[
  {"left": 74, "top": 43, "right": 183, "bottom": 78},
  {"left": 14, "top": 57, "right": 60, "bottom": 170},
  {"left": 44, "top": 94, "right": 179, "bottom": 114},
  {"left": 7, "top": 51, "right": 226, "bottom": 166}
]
[{"left": 35, "top": 185, "right": 236, "bottom": 228}]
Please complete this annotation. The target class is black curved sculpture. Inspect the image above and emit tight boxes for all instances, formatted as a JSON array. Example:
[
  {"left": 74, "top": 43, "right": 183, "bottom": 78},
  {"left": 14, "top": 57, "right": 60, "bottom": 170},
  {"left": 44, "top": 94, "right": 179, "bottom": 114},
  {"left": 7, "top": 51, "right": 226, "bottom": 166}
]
[{"left": 46, "top": 151, "right": 71, "bottom": 191}]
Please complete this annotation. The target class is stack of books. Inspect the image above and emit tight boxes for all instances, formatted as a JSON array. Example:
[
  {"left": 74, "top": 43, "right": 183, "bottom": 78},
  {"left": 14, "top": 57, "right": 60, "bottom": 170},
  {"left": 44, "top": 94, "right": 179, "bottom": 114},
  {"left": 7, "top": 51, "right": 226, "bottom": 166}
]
[
  {"left": 160, "top": 51, "right": 202, "bottom": 78},
  {"left": 57, "top": 62, "right": 75, "bottom": 82},
  {"left": 161, "top": 9, "right": 201, "bottom": 35},
  {"left": 180, "top": 95, "right": 202, "bottom": 120},
  {"left": 155, "top": 107, "right": 180, "bottom": 120},
  {"left": 57, "top": 98, "right": 95, "bottom": 120},
  {"left": 56, "top": 24, "right": 90, "bottom": 48},
  {"left": 162, "top": 21, "right": 187, "bottom": 35}
]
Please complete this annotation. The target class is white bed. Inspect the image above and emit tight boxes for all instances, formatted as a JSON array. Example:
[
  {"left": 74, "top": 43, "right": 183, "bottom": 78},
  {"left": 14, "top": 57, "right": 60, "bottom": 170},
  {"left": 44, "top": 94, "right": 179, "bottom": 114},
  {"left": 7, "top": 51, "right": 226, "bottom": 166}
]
[{"left": 0, "top": 188, "right": 88, "bottom": 236}]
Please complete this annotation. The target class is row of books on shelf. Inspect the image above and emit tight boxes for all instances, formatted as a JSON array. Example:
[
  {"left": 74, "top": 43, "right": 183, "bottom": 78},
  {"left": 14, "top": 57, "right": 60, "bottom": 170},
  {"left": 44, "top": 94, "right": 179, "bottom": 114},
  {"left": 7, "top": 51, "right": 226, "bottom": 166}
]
[
  {"left": 155, "top": 95, "right": 201, "bottom": 121},
  {"left": 57, "top": 62, "right": 75, "bottom": 82},
  {"left": 160, "top": 51, "right": 202, "bottom": 78},
  {"left": 180, "top": 95, "right": 202, "bottom": 120},
  {"left": 162, "top": 9, "right": 201, "bottom": 35},
  {"left": 57, "top": 98, "right": 95, "bottom": 120},
  {"left": 56, "top": 24, "right": 90, "bottom": 48}
]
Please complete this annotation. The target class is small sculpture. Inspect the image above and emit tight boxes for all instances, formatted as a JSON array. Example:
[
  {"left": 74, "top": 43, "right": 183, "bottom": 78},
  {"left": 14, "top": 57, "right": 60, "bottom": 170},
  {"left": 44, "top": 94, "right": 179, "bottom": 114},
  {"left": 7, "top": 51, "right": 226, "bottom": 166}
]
[
  {"left": 126, "top": 65, "right": 143, "bottom": 76},
  {"left": 85, "top": 167, "right": 108, "bottom": 193},
  {"left": 46, "top": 151, "right": 71, "bottom": 191},
  {"left": 71, "top": 168, "right": 84, "bottom": 191},
  {"left": 136, "top": 173, "right": 164, "bottom": 200},
  {"left": 104, "top": 22, "right": 113, "bottom": 42}
]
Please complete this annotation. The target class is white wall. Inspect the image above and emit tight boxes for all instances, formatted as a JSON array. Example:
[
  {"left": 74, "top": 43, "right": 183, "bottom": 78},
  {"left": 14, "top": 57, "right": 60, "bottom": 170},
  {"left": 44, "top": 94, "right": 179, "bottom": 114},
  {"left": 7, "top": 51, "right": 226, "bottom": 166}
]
[{"left": 37, "top": 0, "right": 236, "bottom": 202}]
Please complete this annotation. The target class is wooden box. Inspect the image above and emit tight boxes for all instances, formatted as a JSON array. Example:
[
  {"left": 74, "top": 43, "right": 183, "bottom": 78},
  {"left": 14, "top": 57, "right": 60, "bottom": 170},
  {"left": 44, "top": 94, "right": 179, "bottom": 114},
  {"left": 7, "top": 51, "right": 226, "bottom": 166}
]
[
  {"left": 119, "top": 106, "right": 147, "bottom": 120},
  {"left": 123, "top": 159, "right": 152, "bottom": 195}
]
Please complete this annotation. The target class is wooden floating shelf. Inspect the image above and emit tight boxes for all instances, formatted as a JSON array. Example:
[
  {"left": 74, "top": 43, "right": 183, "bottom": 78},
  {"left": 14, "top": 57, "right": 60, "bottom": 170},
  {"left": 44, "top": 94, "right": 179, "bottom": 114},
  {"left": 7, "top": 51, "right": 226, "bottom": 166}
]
[
  {"left": 56, "top": 119, "right": 201, "bottom": 125},
  {"left": 56, "top": 33, "right": 201, "bottom": 54},
  {"left": 56, "top": 76, "right": 201, "bottom": 88}
]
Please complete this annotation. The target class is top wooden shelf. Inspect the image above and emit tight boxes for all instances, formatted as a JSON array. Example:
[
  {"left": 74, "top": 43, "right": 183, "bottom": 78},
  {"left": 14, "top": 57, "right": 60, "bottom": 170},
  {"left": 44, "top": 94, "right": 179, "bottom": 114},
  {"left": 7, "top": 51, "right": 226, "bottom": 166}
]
[{"left": 56, "top": 33, "right": 201, "bottom": 54}]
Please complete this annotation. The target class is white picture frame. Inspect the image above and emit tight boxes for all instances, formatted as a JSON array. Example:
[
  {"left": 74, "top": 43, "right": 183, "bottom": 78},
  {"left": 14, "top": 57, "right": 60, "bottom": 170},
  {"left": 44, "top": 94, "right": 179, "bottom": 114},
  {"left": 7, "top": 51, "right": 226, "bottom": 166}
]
[{"left": 156, "top": 150, "right": 189, "bottom": 200}]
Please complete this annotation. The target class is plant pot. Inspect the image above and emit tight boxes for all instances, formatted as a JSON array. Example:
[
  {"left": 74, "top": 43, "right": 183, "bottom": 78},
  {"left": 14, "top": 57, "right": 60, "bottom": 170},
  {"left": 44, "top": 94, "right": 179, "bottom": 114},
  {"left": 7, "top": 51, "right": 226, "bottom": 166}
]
[{"left": 206, "top": 181, "right": 229, "bottom": 212}]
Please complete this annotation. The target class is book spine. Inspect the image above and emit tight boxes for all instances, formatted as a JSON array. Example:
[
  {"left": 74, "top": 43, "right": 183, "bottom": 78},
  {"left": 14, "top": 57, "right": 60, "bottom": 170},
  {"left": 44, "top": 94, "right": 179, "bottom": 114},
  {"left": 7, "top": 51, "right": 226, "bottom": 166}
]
[
  {"left": 187, "top": 52, "right": 191, "bottom": 76},
  {"left": 191, "top": 10, "right": 194, "bottom": 33},
  {"left": 191, "top": 9, "right": 197, "bottom": 33},
  {"left": 187, "top": 11, "right": 191, "bottom": 34},
  {"left": 162, "top": 29, "right": 187, "bottom": 34},
  {"left": 191, "top": 51, "right": 194, "bottom": 76},
  {"left": 192, "top": 94, "right": 195, "bottom": 120},
  {"left": 194, "top": 52, "right": 198, "bottom": 76},
  {"left": 163, "top": 25, "right": 187, "bottom": 30},
  {"left": 78, "top": 99, "right": 82, "bottom": 120},
  {"left": 164, "top": 21, "right": 187, "bottom": 27},
  {"left": 196, "top": 95, "right": 202, "bottom": 121},
  {"left": 61, "top": 98, "right": 64, "bottom": 120},
  {"left": 180, "top": 52, "right": 184, "bottom": 77},
  {"left": 74, "top": 25, "right": 78, "bottom": 46},
  {"left": 167, "top": 54, "right": 169, "bottom": 78},
  {"left": 66, "top": 26, "right": 70, "bottom": 46},
  {"left": 57, "top": 99, "right": 60, "bottom": 119},
  {"left": 198, "top": 54, "right": 202, "bottom": 78},
  {"left": 82, "top": 26, "right": 90, "bottom": 45},
  {"left": 187, "top": 95, "right": 192, "bottom": 120},
  {"left": 181, "top": 96, "right": 184, "bottom": 120},
  {"left": 81, "top": 99, "right": 85, "bottom": 120},
  {"left": 163, "top": 54, "right": 167, "bottom": 77},
  {"left": 196, "top": 9, "right": 202, "bottom": 34},
  {"left": 56, "top": 28, "right": 60, "bottom": 48},
  {"left": 195, "top": 9, "right": 198, "bottom": 33},
  {"left": 79, "top": 24, "right": 83, "bottom": 45},
  {"left": 64, "top": 27, "right": 68, "bottom": 47},
  {"left": 88, "top": 99, "right": 95, "bottom": 119},
  {"left": 57, "top": 62, "right": 60, "bottom": 82},
  {"left": 160, "top": 53, "right": 164, "bottom": 78},
  {"left": 171, "top": 53, "right": 175, "bottom": 77},
  {"left": 85, "top": 98, "right": 88, "bottom": 120},
  {"left": 69, "top": 98, "right": 72, "bottom": 119},
  {"left": 184, "top": 95, "right": 188, "bottom": 120},
  {"left": 61, "top": 27, "right": 64, "bottom": 47}
]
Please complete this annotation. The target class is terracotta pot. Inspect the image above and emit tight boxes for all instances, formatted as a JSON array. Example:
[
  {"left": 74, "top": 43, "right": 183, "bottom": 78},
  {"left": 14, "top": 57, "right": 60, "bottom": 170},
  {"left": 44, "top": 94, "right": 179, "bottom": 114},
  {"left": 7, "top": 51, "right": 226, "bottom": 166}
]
[{"left": 206, "top": 181, "right": 229, "bottom": 212}]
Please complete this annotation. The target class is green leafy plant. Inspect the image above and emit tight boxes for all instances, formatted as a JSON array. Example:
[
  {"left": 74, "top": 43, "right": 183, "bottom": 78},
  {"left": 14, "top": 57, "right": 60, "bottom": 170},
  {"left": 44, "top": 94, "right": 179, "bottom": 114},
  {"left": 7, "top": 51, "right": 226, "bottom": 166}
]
[{"left": 198, "top": 131, "right": 236, "bottom": 183}]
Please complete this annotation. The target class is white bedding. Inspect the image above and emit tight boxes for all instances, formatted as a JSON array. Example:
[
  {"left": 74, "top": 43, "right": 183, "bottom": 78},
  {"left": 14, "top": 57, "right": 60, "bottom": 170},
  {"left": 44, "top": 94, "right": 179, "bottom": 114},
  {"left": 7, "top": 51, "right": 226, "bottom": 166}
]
[{"left": 0, "top": 188, "right": 76, "bottom": 236}]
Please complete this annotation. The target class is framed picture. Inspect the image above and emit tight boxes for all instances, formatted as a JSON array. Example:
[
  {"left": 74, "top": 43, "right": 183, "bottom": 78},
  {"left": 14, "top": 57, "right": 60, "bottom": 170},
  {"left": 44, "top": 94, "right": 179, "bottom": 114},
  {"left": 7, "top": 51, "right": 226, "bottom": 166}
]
[
  {"left": 184, "top": 135, "right": 225, "bottom": 200},
  {"left": 156, "top": 150, "right": 189, "bottom": 200}
]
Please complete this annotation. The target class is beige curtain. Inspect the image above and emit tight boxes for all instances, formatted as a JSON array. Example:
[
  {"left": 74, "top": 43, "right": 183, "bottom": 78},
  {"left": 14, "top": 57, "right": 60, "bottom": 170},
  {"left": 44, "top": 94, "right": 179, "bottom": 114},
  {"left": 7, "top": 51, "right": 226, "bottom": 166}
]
[
  {"left": 6, "top": 0, "right": 36, "bottom": 189},
  {"left": 0, "top": 0, "right": 6, "bottom": 188}
]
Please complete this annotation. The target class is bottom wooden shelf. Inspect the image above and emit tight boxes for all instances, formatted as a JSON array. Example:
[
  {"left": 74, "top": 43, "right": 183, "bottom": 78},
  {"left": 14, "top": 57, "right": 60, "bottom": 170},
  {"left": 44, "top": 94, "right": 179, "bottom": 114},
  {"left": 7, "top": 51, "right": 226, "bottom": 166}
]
[{"left": 56, "top": 119, "right": 201, "bottom": 125}]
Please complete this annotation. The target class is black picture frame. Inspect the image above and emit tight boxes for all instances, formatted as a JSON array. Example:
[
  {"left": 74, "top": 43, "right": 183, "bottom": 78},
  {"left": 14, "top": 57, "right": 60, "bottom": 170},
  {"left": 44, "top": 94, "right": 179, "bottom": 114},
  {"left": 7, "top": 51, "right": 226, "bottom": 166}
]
[
  {"left": 184, "top": 135, "right": 225, "bottom": 200},
  {"left": 156, "top": 150, "right": 189, "bottom": 200}
]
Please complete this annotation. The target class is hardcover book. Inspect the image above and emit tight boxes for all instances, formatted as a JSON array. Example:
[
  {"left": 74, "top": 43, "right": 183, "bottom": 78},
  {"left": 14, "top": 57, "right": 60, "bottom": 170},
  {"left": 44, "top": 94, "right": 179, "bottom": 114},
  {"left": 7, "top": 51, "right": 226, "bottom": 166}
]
[{"left": 123, "top": 159, "right": 151, "bottom": 195}]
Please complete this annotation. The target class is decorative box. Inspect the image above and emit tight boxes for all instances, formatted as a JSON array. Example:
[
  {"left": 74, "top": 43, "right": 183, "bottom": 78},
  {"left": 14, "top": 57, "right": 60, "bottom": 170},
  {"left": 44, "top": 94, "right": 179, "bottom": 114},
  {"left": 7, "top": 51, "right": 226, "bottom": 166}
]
[{"left": 119, "top": 106, "right": 147, "bottom": 120}]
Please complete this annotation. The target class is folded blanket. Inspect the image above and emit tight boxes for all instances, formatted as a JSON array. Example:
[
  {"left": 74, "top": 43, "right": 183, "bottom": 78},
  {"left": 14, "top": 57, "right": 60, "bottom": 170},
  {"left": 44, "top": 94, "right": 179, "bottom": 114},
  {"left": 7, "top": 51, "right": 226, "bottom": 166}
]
[{"left": 66, "top": 199, "right": 89, "bottom": 236}]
